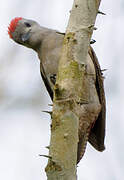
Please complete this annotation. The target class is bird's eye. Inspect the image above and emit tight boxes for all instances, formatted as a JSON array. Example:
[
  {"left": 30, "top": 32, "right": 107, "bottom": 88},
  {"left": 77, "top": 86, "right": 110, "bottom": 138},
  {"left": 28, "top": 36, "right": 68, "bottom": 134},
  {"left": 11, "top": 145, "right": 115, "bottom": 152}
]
[{"left": 24, "top": 22, "right": 31, "bottom": 27}]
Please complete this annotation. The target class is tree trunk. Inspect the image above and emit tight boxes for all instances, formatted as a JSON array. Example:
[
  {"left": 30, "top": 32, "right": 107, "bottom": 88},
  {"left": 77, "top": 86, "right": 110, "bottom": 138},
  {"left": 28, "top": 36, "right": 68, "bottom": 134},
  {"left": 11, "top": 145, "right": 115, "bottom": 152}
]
[{"left": 45, "top": 0, "right": 101, "bottom": 179}]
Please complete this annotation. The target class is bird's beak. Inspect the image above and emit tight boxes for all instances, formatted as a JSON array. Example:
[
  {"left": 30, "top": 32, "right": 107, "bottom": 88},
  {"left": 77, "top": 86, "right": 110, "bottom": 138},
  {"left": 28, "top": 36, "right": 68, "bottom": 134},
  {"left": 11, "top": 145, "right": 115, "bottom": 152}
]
[{"left": 21, "top": 30, "right": 31, "bottom": 42}]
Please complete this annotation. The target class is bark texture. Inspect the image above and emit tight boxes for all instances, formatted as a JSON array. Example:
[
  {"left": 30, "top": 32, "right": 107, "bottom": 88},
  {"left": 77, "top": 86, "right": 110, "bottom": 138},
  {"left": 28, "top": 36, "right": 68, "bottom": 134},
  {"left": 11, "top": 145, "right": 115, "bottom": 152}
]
[{"left": 45, "top": 0, "right": 101, "bottom": 179}]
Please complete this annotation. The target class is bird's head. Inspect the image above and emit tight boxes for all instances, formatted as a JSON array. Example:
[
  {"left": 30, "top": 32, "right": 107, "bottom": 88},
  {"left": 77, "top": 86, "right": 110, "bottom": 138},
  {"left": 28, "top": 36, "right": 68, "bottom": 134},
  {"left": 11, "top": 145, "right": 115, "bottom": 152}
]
[{"left": 8, "top": 17, "right": 42, "bottom": 50}]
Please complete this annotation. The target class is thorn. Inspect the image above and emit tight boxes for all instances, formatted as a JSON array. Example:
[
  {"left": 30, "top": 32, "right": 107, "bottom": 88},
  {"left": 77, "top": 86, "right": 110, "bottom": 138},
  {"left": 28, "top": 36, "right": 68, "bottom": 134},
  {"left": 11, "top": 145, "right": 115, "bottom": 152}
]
[
  {"left": 50, "top": 74, "right": 56, "bottom": 85},
  {"left": 101, "top": 69, "right": 107, "bottom": 76},
  {"left": 93, "top": 27, "right": 97, "bottom": 30},
  {"left": 98, "top": 10, "right": 106, "bottom": 15},
  {"left": 39, "top": 154, "right": 52, "bottom": 159},
  {"left": 45, "top": 146, "right": 50, "bottom": 149},
  {"left": 42, "top": 110, "right": 52, "bottom": 115},
  {"left": 56, "top": 31, "right": 65, "bottom": 35},
  {"left": 90, "top": 39, "right": 96, "bottom": 44},
  {"left": 101, "top": 69, "right": 107, "bottom": 72},
  {"left": 88, "top": 24, "right": 97, "bottom": 31},
  {"left": 48, "top": 104, "right": 53, "bottom": 106},
  {"left": 64, "top": 133, "right": 68, "bottom": 138}
]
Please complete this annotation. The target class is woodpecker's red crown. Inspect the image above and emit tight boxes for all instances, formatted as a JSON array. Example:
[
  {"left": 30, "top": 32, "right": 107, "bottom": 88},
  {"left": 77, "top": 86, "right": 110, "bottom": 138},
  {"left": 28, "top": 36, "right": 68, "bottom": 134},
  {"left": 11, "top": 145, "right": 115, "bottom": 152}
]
[{"left": 8, "top": 17, "right": 22, "bottom": 38}]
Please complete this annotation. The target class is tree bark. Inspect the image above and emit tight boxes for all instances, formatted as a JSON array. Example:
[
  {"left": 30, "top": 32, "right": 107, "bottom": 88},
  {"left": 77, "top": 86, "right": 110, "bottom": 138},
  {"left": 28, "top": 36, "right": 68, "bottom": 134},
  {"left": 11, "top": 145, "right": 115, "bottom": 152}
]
[{"left": 45, "top": 0, "right": 101, "bottom": 179}]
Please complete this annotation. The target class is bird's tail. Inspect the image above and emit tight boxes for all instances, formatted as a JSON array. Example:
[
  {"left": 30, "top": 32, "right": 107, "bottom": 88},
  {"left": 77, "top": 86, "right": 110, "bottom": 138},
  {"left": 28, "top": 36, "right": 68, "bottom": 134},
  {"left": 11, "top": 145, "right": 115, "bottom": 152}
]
[{"left": 77, "top": 121, "right": 92, "bottom": 164}]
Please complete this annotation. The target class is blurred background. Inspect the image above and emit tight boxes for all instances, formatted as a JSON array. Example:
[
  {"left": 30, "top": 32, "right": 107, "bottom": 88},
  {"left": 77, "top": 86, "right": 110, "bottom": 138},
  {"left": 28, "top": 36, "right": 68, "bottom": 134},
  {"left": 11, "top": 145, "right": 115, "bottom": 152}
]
[{"left": 0, "top": 0, "right": 123, "bottom": 179}]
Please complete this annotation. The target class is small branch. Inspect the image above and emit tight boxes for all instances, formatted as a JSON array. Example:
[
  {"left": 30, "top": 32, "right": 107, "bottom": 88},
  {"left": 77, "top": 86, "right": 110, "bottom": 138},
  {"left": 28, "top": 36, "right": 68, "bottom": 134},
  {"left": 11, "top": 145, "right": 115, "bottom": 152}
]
[{"left": 45, "top": 0, "right": 102, "bottom": 179}]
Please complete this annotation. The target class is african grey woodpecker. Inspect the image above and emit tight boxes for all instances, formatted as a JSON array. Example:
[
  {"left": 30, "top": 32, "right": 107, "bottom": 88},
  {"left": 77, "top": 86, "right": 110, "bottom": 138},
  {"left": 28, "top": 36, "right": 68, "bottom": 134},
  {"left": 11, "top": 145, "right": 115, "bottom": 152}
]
[{"left": 8, "top": 17, "right": 106, "bottom": 163}]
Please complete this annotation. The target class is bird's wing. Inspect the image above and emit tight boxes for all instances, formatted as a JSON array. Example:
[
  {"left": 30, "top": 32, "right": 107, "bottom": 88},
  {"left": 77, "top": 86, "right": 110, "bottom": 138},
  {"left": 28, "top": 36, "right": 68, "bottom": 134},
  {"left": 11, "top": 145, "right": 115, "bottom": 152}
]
[
  {"left": 40, "top": 61, "right": 53, "bottom": 100},
  {"left": 77, "top": 46, "right": 106, "bottom": 163},
  {"left": 40, "top": 45, "right": 106, "bottom": 159},
  {"left": 88, "top": 46, "right": 106, "bottom": 152}
]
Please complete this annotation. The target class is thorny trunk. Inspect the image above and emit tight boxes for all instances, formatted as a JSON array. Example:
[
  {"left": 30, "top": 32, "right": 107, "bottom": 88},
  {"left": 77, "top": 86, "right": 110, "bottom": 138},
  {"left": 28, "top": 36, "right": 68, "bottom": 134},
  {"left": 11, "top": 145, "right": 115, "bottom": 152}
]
[{"left": 45, "top": 0, "right": 101, "bottom": 179}]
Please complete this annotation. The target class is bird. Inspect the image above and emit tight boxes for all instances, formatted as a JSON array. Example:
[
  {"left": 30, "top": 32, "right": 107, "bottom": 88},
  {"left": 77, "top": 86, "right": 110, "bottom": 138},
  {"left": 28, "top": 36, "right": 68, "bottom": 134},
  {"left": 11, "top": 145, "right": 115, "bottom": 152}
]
[{"left": 8, "top": 17, "right": 106, "bottom": 163}]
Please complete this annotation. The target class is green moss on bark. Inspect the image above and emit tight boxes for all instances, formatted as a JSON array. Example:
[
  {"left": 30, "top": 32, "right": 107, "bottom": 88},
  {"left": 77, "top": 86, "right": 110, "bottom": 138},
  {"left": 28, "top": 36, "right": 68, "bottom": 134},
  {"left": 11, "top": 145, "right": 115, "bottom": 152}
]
[{"left": 45, "top": 160, "right": 62, "bottom": 172}]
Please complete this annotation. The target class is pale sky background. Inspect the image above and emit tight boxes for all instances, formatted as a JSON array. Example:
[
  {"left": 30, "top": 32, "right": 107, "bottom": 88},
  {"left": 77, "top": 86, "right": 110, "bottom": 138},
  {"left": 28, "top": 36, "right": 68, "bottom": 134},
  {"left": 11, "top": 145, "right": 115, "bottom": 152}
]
[{"left": 0, "top": 0, "right": 123, "bottom": 179}]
